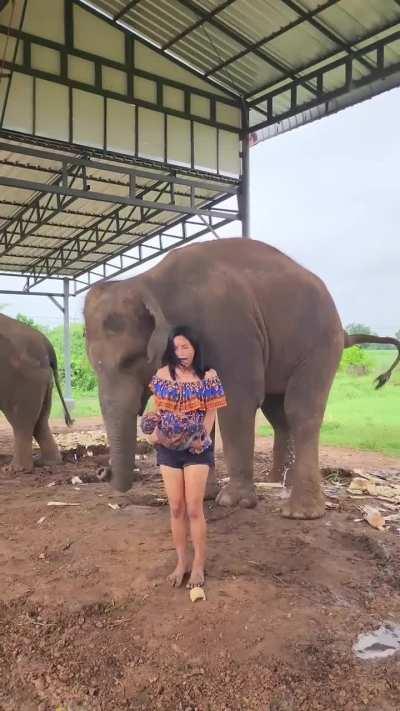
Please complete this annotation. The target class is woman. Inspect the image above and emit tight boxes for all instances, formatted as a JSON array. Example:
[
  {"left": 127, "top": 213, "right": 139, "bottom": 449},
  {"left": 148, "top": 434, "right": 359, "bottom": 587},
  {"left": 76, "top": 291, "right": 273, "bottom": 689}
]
[{"left": 141, "top": 326, "right": 226, "bottom": 589}]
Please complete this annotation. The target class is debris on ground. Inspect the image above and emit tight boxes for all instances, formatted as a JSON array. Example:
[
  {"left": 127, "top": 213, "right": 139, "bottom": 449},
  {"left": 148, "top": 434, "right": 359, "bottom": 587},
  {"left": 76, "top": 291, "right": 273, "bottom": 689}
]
[
  {"left": 353, "top": 623, "right": 400, "bottom": 660},
  {"left": 190, "top": 586, "right": 206, "bottom": 603},
  {"left": 1, "top": 421, "right": 400, "bottom": 710},
  {"left": 47, "top": 501, "right": 80, "bottom": 507},
  {"left": 362, "top": 505, "right": 386, "bottom": 531}
]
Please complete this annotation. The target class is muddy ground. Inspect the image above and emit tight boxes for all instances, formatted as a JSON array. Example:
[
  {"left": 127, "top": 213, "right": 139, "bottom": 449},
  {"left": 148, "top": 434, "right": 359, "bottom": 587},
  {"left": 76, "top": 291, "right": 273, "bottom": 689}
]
[{"left": 1, "top": 418, "right": 400, "bottom": 710}]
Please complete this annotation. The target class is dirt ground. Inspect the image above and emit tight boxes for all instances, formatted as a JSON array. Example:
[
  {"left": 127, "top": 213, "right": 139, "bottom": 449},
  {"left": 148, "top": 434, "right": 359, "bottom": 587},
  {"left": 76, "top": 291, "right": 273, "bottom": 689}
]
[{"left": 1, "top": 417, "right": 400, "bottom": 711}]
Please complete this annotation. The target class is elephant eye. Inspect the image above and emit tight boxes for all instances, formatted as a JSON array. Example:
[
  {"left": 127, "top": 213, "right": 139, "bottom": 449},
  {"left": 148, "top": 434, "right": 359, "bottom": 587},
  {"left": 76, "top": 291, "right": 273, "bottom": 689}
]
[{"left": 120, "top": 353, "right": 137, "bottom": 369}]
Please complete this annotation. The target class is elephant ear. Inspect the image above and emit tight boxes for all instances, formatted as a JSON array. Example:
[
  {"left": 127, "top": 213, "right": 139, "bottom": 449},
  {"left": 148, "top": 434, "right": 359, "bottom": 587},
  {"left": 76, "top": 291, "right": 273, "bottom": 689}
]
[{"left": 143, "top": 291, "right": 171, "bottom": 366}]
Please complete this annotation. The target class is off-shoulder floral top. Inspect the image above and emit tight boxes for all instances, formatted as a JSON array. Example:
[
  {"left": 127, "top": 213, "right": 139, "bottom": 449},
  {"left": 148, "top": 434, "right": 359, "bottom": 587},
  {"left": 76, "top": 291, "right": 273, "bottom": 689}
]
[{"left": 141, "top": 372, "right": 227, "bottom": 453}]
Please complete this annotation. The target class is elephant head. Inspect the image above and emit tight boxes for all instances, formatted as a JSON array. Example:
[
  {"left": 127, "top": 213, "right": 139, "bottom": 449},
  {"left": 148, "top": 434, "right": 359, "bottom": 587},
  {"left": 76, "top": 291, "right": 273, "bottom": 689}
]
[{"left": 84, "top": 279, "right": 171, "bottom": 492}]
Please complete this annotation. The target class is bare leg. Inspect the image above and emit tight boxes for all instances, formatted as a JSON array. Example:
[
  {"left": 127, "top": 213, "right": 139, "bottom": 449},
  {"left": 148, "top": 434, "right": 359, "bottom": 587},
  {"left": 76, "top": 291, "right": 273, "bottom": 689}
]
[
  {"left": 160, "top": 465, "right": 190, "bottom": 586},
  {"left": 216, "top": 398, "right": 258, "bottom": 508},
  {"left": 184, "top": 464, "right": 209, "bottom": 588},
  {"left": 33, "top": 383, "right": 62, "bottom": 465},
  {"left": 261, "top": 395, "right": 294, "bottom": 485}
]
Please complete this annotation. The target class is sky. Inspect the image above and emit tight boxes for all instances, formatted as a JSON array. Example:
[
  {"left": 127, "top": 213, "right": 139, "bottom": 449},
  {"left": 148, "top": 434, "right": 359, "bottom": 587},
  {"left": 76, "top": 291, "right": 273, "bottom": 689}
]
[{"left": 1, "top": 86, "right": 399, "bottom": 335}]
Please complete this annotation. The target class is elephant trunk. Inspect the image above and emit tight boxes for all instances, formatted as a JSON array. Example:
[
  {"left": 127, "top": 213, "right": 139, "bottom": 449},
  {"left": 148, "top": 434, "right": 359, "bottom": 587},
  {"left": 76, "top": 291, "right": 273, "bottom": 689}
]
[{"left": 100, "top": 388, "right": 140, "bottom": 493}]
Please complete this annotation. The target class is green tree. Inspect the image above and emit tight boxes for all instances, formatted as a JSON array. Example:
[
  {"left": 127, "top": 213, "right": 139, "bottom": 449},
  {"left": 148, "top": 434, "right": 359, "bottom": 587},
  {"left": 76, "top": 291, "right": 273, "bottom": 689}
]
[
  {"left": 346, "top": 323, "right": 374, "bottom": 336},
  {"left": 16, "top": 313, "right": 49, "bottom": 334},
  {"left": 49, "top": 323, "right": 97, "bottom": 391}
]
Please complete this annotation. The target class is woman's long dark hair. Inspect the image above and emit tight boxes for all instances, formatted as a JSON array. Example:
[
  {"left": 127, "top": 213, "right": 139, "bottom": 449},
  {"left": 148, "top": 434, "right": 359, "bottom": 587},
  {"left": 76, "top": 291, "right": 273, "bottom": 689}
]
[{"left": 162, "top": 326, "right": 208, "bottom": 380}]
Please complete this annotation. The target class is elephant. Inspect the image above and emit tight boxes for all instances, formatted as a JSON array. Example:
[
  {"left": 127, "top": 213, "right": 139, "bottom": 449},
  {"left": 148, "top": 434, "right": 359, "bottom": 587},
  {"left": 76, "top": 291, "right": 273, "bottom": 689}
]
[
  {"left": 0, "top": 313, "right": 73, "bottom": 471},
  {"left": 84, "top": 238, "right": 400, "bottom": 519}
]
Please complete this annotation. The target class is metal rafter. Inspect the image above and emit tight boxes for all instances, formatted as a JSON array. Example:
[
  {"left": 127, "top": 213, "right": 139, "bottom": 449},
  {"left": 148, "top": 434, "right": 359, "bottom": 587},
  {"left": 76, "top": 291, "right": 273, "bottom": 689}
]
[
  {"left": 204, "top": 0, "right": 341, "bottom": 78},
  {"left": 162, "top": 0, "right": 236, "bottom": 50},
  {"left": 0, "top": 164, "right": 83, "bottom": 256},
  {"left": 172, "top": 0, "right": 321, "bottom": 98},
  {"left": 0, "top": 129, "right": 238, "bottom": 184},
  {"left": 246, "top": 18, "right": 400, "bottom": 101},
  {"left": 25, "top": 190, "right": 236, "bottom": 290},
  {"left": 24, "top": 175, "right": 182, "bottom": 276},
  {"left": 73, "top": 0, "right": 239, "bottom": 99},
  {"left": 114, "top": 0, "right": 143, "bottom": 21},
  {"left": 72, "top": 210, "right": 236, "bottom": 296},
  {"left": 249, "top": 29, "right": 400, "bottom": 133},
  {"left": 278, "top": 0, "right": 373, "bottom": 72},
  {"left": 0, "top": 141, "right": 238, "bottom": 220}
]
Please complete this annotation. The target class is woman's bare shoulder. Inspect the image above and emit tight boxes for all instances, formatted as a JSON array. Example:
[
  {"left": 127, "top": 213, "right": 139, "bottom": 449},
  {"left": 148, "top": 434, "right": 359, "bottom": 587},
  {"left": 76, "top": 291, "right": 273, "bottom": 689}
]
[{"left": 155, "top": 365, "right": 171, "bottom": 379}]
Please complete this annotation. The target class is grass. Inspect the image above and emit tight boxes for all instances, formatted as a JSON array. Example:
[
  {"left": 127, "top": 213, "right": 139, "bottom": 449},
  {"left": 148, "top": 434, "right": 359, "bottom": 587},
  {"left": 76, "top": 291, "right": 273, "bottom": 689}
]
[
  {"left": 47, "top": 350, "right": 399, "bottom": 457},
  {"left": 51, "top": 389, "right": 101, "bottom": 420},
  {"left": 258, "top": 350, "right": 400, "bottom": 458}
]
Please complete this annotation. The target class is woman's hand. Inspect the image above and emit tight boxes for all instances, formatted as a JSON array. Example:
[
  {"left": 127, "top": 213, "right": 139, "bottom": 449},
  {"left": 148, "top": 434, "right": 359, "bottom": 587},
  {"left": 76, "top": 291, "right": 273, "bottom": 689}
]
[{"left": 146, "top": 429, "right": 160, "bottom": 445}]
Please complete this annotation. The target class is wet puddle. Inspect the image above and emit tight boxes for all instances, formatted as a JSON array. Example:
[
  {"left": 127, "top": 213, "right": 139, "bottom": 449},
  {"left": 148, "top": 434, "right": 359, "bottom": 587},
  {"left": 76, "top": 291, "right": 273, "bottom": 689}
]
[{"left": 353, "top": 624, "right": 400, "bottom": 660}]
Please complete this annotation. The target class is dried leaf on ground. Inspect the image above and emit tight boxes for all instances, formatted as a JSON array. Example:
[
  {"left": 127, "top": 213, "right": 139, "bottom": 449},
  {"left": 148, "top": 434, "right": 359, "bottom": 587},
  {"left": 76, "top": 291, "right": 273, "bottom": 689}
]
[
  {"left": 348, "top": 477, "right": 400, "bottom": 503},
  {"left": 362, "top": 506, "right": 386, "bottom": 531}
]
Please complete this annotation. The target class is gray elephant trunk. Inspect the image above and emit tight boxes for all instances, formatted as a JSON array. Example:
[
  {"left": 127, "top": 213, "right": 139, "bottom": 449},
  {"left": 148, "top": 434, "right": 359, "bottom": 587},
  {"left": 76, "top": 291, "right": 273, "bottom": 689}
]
[{"left": 100, "top": 389, "right": 140, "bottom": 493}]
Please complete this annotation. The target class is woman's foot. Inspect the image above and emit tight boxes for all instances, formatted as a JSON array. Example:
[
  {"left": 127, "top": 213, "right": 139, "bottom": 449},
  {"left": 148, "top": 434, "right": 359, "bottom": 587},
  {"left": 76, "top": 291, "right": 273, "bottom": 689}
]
[
  {"left": 186, "top": 567, "right": 205, "bottom": 589},
  {"left": 168, "top": 561, "right": 190, "bottom": 587}
]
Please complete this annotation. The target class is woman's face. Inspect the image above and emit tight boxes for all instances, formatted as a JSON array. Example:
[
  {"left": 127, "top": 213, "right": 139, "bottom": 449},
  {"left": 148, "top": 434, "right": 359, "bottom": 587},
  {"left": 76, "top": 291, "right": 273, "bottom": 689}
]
[{"left": 174, "top": 335, "right": 195, "bottom": 368}]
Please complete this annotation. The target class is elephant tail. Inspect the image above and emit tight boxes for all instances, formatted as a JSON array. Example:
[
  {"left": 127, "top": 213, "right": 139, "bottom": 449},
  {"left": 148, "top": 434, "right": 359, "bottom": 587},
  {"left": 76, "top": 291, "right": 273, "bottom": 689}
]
[
  {"left": 344, "top": 331, "right": 400, "bottom": 389},
  {"left": 48, "top": 343, "right": 74, "bottom": 426}
]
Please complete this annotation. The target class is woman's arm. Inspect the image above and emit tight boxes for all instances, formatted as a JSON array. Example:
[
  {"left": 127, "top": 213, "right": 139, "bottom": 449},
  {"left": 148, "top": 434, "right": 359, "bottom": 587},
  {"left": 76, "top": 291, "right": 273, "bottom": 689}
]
[{"left": 203, "top": 408, "right": 217, "bottom": 436}]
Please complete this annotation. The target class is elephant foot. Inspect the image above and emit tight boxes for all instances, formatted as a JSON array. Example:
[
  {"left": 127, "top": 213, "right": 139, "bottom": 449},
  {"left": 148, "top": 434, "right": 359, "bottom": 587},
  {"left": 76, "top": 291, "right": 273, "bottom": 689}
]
[
  {"left": 281, "top": 491, "right": 325, "bottom": 520},
  {"left": 2, "top": 463, "right": 33, "bottom": 475},
  {"left": 96, "top": 466, "right": 139, "bottom": 490},
  {"left": 216, "top": 482, "right": 257, "bottom": 509},
  {"left": 33, "top": 455, "right": 62, "bottom": 467}
]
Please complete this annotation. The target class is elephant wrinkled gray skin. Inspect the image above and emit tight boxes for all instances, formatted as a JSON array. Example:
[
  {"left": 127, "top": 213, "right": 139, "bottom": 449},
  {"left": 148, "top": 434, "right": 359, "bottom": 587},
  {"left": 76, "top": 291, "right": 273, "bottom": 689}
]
[
  {"left": 84, "top": 239, "right": 400, "bottom": 520},
  {"left": 0, "top": 314, "right": 73, "bottom": 472}
]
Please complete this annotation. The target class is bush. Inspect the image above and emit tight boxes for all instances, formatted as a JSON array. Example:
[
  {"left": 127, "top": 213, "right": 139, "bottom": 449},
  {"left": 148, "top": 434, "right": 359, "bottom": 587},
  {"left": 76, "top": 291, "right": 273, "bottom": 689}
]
[
  {"left": 339, "top": 346, "right": 373, "bottom": 376},
  {"left": 49, "top": 324, "right": 97, "bottom": 391},
  {"left": 13, "top": 314, "right": 97, "bottom": 391}
]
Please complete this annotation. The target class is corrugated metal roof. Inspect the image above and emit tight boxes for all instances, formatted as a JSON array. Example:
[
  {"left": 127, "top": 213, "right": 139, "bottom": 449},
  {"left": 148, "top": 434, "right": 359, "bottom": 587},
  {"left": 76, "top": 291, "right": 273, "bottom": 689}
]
[
  {"left": 88, "top": 2, "right": 400, "bottom": 86},
  {"left": 86, "top": 0, "right": 400, "bottom": 130},
  {"left": 0, "top": 139, "right": 237, "bottom": 282},
  {"left": 1, "top": 0, "right": 400, "bottom": 290}
]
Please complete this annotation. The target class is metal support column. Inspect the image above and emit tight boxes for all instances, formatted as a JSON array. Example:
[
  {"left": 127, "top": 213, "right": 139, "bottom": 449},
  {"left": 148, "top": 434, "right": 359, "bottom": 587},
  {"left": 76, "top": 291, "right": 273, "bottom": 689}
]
[
  {"left": 240, "top": 105, "right": 250, "bottom": 238},
  {"left": 63, "top": 278, "right": 74, "bottom": 409}
]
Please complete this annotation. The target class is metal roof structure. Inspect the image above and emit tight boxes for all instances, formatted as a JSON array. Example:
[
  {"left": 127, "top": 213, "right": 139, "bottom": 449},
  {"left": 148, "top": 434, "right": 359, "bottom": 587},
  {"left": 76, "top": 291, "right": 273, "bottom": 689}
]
[
  {"left": 89, "top": 0, "right": 400, "bottom": 137},
  {"left": 0, "top": 0, "right": 399, "bottom": 300}
]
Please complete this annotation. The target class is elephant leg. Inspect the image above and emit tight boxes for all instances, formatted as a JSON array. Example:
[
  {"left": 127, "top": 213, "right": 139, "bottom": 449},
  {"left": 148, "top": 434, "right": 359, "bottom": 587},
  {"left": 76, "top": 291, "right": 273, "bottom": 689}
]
[
  {"left": 11, "top": 428, "right": 35, "bottom": 471},
  {"left": 5, "top": 379, "right": 52, "bottom": 473},
  {"left": 216, "top": 398, "right": 257, "bottom": 509},
  {"left": 261, "top": 394, "right": 294, "bottom": 485},
  {"left": 281, "top": 344, "right": 341, "bottom": 520},
  {"left": 33, "top": 383, "right": 62, "bottom": 465},
  {"left": 205, "top": 423, "right": 218, "bottom": 500}
]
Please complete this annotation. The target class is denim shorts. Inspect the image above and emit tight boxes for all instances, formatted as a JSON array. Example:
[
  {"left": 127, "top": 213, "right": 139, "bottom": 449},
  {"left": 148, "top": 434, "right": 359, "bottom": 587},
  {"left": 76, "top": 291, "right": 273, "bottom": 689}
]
[{"left": 155, "top": 444, "right": 214, "bottom": 469}]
